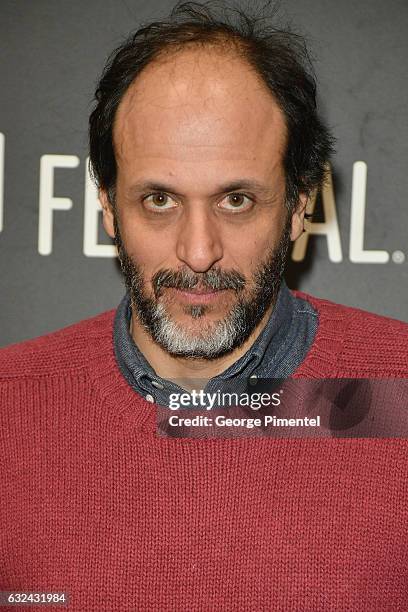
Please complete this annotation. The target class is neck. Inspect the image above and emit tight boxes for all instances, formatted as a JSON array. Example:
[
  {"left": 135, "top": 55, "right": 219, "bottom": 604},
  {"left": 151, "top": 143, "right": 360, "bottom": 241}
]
[{"left": 130, "top": 304, "right": 274, "bottom": 391}]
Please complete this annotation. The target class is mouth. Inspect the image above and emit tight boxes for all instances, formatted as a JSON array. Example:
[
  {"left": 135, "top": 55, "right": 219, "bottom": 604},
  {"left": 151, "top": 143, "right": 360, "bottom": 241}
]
[{"left": 171, "top": 287, "right": 228, "bottom": 304}]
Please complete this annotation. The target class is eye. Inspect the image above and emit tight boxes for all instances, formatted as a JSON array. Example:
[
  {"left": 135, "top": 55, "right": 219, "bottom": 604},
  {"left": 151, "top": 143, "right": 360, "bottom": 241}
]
[
  {"left": 218, "top": 193, "right": 253, "bottom": 211},
  {"left": 143, "top": 192, "right": 178, "bottom": 210}
]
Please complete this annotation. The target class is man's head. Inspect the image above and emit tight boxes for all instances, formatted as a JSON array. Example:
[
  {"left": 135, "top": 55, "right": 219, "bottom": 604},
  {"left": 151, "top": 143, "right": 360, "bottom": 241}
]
[{"left": 89, "top": 1, "right": 334, "bottom": 360}]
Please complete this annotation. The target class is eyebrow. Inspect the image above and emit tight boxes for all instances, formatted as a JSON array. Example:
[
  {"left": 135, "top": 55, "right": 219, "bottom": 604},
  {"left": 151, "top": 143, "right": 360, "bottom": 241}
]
[{"left": 126, "top": 179, "right": 274, "bottom": 198}]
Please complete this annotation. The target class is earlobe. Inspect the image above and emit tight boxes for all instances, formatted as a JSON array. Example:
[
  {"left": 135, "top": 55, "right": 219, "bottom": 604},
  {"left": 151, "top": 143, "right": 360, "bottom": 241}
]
[
  {"left": 99, "top": 189, "right": 116, "bottom": 239},
  {"left": 290, "top": 193, "right": 308, "bottom": 241}
]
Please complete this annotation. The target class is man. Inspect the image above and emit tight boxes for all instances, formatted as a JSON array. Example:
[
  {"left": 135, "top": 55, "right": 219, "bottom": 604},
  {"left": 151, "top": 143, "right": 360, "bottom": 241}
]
[{"left": 1, "top": 2, "right": 407, "bottom": 611}]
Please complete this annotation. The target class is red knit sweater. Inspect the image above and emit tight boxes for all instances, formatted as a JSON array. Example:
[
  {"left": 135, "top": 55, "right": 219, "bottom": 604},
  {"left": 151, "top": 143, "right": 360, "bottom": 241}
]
[{"left": 0, "top": 291, "right": 407, "bottom": 611}]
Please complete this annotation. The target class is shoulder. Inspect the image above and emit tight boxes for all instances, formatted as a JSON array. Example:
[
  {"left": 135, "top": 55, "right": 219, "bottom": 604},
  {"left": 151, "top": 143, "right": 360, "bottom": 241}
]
[
  {"left": 0, "top": 308, "right": 116, "bottom": 380},
  {"left": 292, "top": 290, "right": 408, "bottom": 377},
  {"left": 293, "top": 290, "right": 408, "bottom": 334}
]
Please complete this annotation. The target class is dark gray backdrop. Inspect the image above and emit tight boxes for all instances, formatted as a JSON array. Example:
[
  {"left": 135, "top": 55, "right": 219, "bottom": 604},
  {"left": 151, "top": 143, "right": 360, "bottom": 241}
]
[{"left": 1, "top": 0, "right": 407, "bottom": 347}]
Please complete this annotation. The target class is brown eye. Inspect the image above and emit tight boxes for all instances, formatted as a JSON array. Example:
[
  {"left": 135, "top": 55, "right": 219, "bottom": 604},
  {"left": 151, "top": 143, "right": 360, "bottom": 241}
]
[
  {"left": 152, "top": 193, "right": 168, "bottom": 206},
  {"left": 219, "top": 193, "right": 252, "bottom": 211},
  {"left": 230, "top": 194, "right": 245, "bottom": 206},
  {"left": 144, "top": 192, "right": 177, "bottom": 210}
]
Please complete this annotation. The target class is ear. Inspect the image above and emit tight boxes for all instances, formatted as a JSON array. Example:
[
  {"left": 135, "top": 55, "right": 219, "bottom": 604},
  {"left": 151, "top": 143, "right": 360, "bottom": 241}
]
[
  {"left": 99, "top": 189, "right": 115, "bottom": 240},
  {"left": 290, "top": 192, "right": 308, "bottom": 241}
]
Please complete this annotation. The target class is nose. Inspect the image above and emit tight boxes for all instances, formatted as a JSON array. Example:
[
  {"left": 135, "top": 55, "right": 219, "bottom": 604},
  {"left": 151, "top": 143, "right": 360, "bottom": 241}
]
[{"left": 175, "top": 203, "right": 223, "bottom": 272}]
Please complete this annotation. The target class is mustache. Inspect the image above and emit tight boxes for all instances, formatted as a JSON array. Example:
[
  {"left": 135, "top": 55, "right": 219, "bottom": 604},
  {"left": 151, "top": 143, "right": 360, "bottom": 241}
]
[{"left": 152, "top": 267, "right": 246, "bottom": 297}]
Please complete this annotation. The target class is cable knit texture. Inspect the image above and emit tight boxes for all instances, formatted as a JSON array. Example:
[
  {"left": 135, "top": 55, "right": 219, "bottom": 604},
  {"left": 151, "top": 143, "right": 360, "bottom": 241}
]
[{"left": 0, "top": 290, "right": 407, "bottom": 611}]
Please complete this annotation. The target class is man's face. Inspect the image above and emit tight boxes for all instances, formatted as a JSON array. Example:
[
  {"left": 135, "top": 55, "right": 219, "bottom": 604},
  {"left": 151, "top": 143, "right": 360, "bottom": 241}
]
[{"left": 101, "top": 47, "right": 306, "bottom": 359}]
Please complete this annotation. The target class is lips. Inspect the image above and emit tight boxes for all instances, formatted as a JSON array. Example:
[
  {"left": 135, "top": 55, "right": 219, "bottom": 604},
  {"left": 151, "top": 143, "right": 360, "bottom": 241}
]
[
  {"left": 172, "top": 287, "right": 226, "bottom": 304},
  {"left": 181, "top": 287, "right": 218, "bottom": 294}
]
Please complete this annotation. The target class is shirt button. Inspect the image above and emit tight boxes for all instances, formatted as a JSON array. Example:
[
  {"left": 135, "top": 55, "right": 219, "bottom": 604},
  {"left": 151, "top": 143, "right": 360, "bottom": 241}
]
[
  {"left": 249, "top": 374, "right": 258, "bottom": 386},
  {"left": 151, "top": 380, "right": 164, "bottom": 390},
  {"left": 146, "top": 394, "right": 155, "bottom": 403}
]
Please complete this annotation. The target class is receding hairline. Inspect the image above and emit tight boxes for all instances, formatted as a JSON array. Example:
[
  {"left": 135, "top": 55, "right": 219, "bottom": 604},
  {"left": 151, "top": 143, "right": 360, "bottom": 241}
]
[{"left": 111, "top": 37, "right": 289, "bottom": 162}]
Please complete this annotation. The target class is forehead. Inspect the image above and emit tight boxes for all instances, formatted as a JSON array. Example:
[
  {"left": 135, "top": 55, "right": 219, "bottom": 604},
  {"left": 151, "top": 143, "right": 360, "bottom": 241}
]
[{"left": 113, "top": 46, "right": 287, "bottom": 181}]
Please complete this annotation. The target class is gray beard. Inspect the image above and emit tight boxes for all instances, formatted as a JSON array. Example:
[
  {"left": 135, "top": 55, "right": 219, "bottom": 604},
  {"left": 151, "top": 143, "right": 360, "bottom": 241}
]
[{"left": 114, "top": 214, "right": 291, "bottom": 360}]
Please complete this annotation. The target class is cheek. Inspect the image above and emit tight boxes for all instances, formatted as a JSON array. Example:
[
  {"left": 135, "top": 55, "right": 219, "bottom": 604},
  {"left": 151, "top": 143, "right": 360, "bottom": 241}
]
[
  {"left": 224, "top": 225, "right": 282, "bottom": 271},
  {"left": 119, "top": 219, "right": 176, "bottom": 271}
]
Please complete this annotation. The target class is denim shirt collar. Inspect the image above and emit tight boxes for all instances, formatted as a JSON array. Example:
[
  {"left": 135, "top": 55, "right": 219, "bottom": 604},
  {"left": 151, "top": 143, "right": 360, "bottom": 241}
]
[{"left": 112, "top": 280, "right": 317, "bottom": 406}]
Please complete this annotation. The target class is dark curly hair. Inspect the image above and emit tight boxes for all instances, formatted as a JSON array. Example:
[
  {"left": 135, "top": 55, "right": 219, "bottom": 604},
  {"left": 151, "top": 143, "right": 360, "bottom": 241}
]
[{"left": 89, "top": 0, "right": 335, "bottom": 212}]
